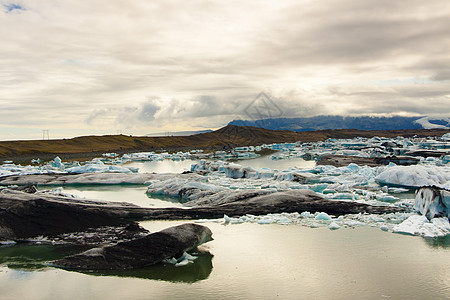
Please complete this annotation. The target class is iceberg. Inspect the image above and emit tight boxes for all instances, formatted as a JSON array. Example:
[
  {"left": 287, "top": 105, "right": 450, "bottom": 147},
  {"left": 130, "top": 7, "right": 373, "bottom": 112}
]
[
  {"left": 393, "top": 215, "right": 450, "bottom": 237},
  {"left": 65, "top": 159, "right": 134, "bottom": 174},
  {"left": 375, "top": 165, "right": 450, "bottom": 188},
  {"left": 315, "top": 212, "right": 332, "bottom": 221},
  {"left": 414, "top": 186, "right": 450, "bottom": 219}
]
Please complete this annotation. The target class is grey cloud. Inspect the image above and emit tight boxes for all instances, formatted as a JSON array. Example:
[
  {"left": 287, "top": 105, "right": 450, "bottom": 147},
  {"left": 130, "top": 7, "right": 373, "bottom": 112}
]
[
  {"left": 252, "top": 1, "right": 450, "bottom": 68},
  {"left": 0, "top": 0, "right": 449, "bottom": 139}
]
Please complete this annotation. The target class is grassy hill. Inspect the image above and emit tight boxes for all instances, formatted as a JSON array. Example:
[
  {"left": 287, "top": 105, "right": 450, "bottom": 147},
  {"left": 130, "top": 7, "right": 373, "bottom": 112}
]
[{"left": 0, "top": 125, "right": 449, "bottom": 161}]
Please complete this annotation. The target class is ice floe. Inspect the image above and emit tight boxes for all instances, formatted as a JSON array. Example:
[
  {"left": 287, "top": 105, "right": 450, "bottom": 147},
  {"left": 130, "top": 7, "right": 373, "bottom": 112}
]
[
  {"left": 196, "top": 211, "right": 417, "bottom": 232},
  {"left": 393, "top": 215, "right": 450, "bottom": 237},
  {"left": 1, "top": 132, "right": 449, "bottom": 238},
  {"left": 375, "top": 165, "right": 450, "bottom": 189}
]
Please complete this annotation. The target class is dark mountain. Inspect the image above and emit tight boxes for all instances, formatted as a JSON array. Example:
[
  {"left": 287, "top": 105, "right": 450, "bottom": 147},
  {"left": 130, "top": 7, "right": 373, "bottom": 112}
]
[{"left": 228, "top": 116, "right": 435, "bottom": 131}]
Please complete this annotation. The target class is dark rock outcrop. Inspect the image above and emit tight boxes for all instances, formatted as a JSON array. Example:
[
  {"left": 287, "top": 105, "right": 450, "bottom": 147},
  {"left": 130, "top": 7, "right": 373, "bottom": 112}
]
[
  {"left": 0, "top": 173, "right": 159, "bottom": 186},
  {"left": 1, "top": 188, "right": 406, "bottom": 242},
  {"left": 0, "top": 189, "right": 147, "bottom": 241},
  {"left": 405, "top": 150, "right": 448, "bottom": 158},
  {"left": 50, "top": 223, "right": 213, "bottom": 270},
  {"left": 318, "top": 154, "right": 419, "bottom": 167}
]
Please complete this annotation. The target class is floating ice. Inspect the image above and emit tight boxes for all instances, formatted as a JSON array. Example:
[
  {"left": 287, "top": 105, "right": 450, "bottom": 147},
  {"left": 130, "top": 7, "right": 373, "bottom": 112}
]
[
  {"left": 393, "top": 215, "right": 450, "bottom": 237},
  {"left": 146, "top": 175, "right": 226, "bottom": 201},
  {"left": 315, "top": 212, "right": 332, "bottom": 221},
  {"left": 52, "top": 156, "right": 63, "bottom": 169},
  {"left": 65, "top": 159, "right": 134, "bottom": 174},
  {"left": 414, "top": 186, "right": 450, "bottom": 219},
  {"left": 328, "top": 222, "right": 340, "bottom": 230},
  {"left": 442, "top": 133, "right": 450, "bottom": 141},
  {"left": 380, "top": 225, "right": 389, "bottom": 232},
  {"left": 375, "top": 165, "right": 450, "bottom": 188},
  {"left": 223, "top": 163, "right": 247, "bottom": 179},
  {"left": 163, "top": 251, "right": 198, "bottom": 267}
]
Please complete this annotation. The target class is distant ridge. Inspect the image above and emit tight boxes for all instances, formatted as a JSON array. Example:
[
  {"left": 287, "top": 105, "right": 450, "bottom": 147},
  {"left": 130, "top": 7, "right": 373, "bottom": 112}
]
[
  {"left": 147, "top": 129, "right": 213, "bottom": 137},
  {"left": 229, "top": 116, "right": 450, "bottom": 131},
  {"left": 0, "top": 125, "right": 449, "bottom": 161}
]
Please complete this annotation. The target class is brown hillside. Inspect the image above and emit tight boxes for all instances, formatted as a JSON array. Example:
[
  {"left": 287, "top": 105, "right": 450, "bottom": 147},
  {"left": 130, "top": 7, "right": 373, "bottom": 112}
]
[{"left": 0, "top": 125, "right": 449, "bottom": 161}]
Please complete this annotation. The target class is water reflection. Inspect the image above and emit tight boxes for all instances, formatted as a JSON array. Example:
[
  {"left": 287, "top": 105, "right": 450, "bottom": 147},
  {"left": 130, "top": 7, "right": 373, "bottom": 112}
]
[
  {"left": 83, "top": 251, "right": 213, "bottom": 283},
  {"left": 423, "top": 234, "right": 450, "bottom": 249},
  {"left": 0, "top": 244, "right": 89, "bottom": 270},
  {"left": 124, "top": 159, "right": 195, "bottom": 174},
  {"left": 62, "top": 185, "right": 184, "bottom": 208},
  {"left": 0, "top": 244, "right": 213, "bottom": 283},
  {"left": 228, "top": 156, "right": 316, "bottom": 170}
]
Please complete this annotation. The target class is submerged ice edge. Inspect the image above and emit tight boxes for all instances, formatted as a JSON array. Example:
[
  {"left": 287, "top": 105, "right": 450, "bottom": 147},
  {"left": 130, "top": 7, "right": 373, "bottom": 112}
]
[{"left": 195, "top": 211, "right": 450, "bottom": 238}]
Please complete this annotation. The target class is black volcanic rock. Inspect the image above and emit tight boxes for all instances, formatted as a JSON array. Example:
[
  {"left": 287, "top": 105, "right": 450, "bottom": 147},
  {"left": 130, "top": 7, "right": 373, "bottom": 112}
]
[
  {"left": 1, "top": 184, "right": 406, "bottom": 243},
  {"left": 0, "top": 189, "right": 145, "bottom": 241},
  {"left": 318, "top": 154, "right": 419, "bottom": 167},
  {"left": 50, "top": 223, "right": 213, "bottom": 270}
]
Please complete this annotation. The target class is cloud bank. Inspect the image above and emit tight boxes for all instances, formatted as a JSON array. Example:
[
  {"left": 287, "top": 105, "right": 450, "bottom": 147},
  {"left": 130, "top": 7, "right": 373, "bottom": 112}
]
[{"left": 0, "top": 0, "right": 449, "bottom": 139}]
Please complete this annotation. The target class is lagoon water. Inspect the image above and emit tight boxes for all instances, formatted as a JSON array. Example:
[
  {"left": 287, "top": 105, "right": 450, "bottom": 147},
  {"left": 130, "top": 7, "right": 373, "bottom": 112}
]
[
  {"left": 1, "top": 223, "right": 449, "bottom": 300},
  {"left": 123, "top": 156, "right": 316, "bottom": 174},
  {"left": 1, "top": 157, "right": 449, "bottom": 299}
]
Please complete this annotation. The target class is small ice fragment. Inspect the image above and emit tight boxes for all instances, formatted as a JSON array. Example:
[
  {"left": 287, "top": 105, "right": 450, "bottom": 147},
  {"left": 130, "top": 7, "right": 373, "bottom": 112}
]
[
  {"left": 301, "top": 211, "right": 313, "bottom": 218},
  {"left": 376, "top": 194, "right": 398, "bottom": 203},
  {"left": 223, "top": 215, "right": 231, "bottom": 225},
  {"left": 328, "top": 222, "right": 340, "bottom": 230},
  {"left": 278, "top": 217, "right": 292, "bottom": 225},
  {"left": 257, "top": 218, "right": 274, "bottom": 224},
  {"left": 175, "top": 260, "right": 192, "bottom": 267},
  {"left": 310, "top": 222, "right": 320, "bottom": 228},
  {"left": 380, "top": 225, "right": 389, "bottom": 232},
  {"left": 315, "top": 212, "right": 332, "bottom": 221}
]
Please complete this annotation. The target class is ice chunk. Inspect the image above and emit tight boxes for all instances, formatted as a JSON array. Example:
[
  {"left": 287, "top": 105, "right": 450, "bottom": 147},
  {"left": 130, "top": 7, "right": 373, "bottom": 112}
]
[
  {"left": 223, "top": 163, "right": 247, "bottom": 179},
  {"left": 376, "top": 194, "right": 398, "bottom": 203},
  {"left": 442, "top": 132, "right": 450, "bottom": 141},
  {"left": 315, "top": 212, "right": 332, "bottom": 221},
  {"left": 375, "top": 165, "right": 450, "bottom": 188},
  {"left": 380, "top": 225, "right": 389, "bottom": 232},
  {"left": 301, "top": 211, "right": 314, "bottom": 218},
  {"left": 388, "top": 187, "right": 409, "bottom": 193},
  {"left": 52, "top": 156, "right": 63, "bottom": 169},
  {"left": 414, "top": 187, "right": 450, "bottom": 219},
  {"left": 328, "top": 222, "right": 340, "bottom": 230},
  {"left": 393, "top": 215, "right": 450, "bottom": 237},
  {"left": 65, "top": 160, "right": 133, "bottom": 174}
]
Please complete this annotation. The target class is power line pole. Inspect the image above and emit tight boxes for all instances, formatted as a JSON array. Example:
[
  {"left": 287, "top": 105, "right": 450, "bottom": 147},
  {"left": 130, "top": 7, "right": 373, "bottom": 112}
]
[{"left": 42, "top": 130, "right": 49, "bottom": 140}]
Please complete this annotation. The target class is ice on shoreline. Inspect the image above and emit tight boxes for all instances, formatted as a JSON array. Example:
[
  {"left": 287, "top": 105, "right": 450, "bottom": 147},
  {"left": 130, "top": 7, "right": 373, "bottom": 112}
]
[{"left": 2, "top": 133, "right": 449, "bottom": 237}]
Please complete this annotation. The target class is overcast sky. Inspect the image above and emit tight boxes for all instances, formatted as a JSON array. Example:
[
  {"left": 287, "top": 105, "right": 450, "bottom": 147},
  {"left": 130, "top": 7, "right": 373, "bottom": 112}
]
[{"left": 1, "top": 0, "right": 449, "bottom": 140}]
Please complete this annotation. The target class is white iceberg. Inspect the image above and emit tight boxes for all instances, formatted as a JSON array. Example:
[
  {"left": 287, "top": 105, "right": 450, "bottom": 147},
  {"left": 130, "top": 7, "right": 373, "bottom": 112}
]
[
  {"left": 375, "top": 165, "right": 450, "bottom": 188},
  {"left": 393, "top": 215, "right": 450, "bottom": 237}
]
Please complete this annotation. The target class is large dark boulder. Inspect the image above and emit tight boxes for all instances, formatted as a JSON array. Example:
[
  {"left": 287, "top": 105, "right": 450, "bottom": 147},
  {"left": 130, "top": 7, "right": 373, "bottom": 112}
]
[{"left": 50, "top": 223, "right": 213, "bottom": 270}]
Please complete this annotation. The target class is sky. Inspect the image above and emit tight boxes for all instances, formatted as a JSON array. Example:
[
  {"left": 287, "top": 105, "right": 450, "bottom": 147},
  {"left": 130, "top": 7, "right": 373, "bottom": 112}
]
[{"left": 1, "top": 0, "right": 449, "bottom": 140}]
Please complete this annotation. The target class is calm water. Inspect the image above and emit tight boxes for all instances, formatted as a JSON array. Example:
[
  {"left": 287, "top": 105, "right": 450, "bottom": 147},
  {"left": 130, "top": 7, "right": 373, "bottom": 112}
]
[
  {"left": 62, "top": 185, "right": 184, "bottom": 208},
  {"left": 1, "top": 157, "right": 449, "bottom": 299},
  {"left": 123, "top": 156, "right": 316, "bottom": 174},
  {"left": 1, "top": 223, "right": 449, "bottom": 300}
]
